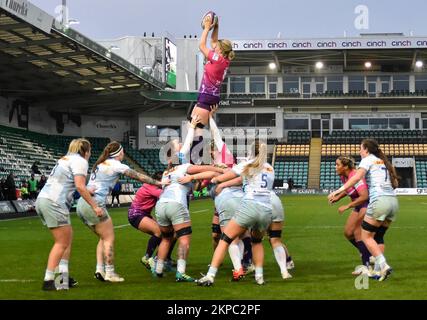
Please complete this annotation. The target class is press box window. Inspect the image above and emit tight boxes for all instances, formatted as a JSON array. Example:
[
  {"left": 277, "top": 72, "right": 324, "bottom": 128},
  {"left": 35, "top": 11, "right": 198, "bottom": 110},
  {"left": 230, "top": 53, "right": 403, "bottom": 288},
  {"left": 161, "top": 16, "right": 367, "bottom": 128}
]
[{"left": 145, "top": 125, "right": 158, "bottom": 137}]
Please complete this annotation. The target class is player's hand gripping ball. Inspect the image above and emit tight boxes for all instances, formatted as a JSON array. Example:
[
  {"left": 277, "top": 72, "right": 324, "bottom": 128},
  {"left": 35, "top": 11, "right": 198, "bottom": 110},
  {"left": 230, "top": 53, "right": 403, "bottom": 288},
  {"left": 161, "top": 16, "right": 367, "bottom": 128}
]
[{"left": 201, "top": 11, "right": 218, "bottom": 30}]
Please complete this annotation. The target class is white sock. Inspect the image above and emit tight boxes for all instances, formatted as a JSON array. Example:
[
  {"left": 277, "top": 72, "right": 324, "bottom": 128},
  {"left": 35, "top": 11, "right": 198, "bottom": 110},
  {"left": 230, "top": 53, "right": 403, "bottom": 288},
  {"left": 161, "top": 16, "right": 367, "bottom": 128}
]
[
  {"left": 58, "top": 259, "right": 69, "bottom": 274},
  {"left": 237, "top": 240, "right": 244, "bottom": 259},
  {"left": 96, "top": 263, "right": 104, "bottom": 273},
  {"left": 273, "top": 245, "right": 288, "bottom": 274},
  {"left": 375, "top": 254, "right": 387, "bottom": 271},
  {"left": 177, "top": 259, "right": 186, "bottom": 274},
  {"left": 105, "top": 264, "right": 115, "bottom": 275},
  {"left": 44, "top": 269, "right": 55, "bottom": 281},
  {"left": 228, "top": 243, "right": 243, "bottom": 270},
  {"left": 255, "top": 267, "right": 263, "bottom": 279},
  {"left": 155, "top": 259, "right": 164, "bottom": 274},
  {"left": 207, "top": 266, "right": 217, "bottom": 278}
]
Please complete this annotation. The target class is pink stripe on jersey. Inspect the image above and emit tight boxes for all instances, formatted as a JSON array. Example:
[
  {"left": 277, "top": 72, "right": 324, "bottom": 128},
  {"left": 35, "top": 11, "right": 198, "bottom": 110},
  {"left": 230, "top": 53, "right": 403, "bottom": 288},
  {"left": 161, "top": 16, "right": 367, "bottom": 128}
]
[
  {"left": 199, "top": 50, "right": 230, "bottom": 97},
  {"left": 130, "top": 184, "right": 162, "bottom": 213},
  {"left": 213, "top": 143, "right": 234, "bottom": 168},
  {"left": 340, "top": 170, "right": 368, "bottom": 201}
]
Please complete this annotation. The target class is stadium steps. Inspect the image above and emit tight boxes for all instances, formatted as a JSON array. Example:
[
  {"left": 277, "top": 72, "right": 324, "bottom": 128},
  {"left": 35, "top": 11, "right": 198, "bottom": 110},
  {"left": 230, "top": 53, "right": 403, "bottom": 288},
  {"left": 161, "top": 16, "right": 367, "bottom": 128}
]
[{"left": 307, "top": 138, "right": 322, "bottom": 189}]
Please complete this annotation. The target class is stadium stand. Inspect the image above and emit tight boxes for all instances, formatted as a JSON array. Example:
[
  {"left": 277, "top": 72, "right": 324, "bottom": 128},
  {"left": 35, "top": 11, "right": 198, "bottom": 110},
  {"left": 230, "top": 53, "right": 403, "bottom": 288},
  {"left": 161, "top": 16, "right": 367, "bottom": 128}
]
[
  {"left": 123, "top": 144, "right": 167, "bottom": 177},
  {"left": 322, "top": 130, "right": 424, "bottom": 144},
  {"left": 0, "top": 125, "right": 175, "bottom": 190},
  {"left": 273, "top": 143, "right": 310, "bottom": 189},
  {"left": 415, "top": 157, "right": 427, "bottom": 188},
  {"left": 287, "top": 131, "right": 311, "bottom": 144},
  {"left": 319, "top": 130, "right": 427, "bottom": 188},
  {"left": 0, "top": 125, "right": 108, "bottom": 182},
  {"left": 274, "top": 130, "right": 427, "bottom": 189}
]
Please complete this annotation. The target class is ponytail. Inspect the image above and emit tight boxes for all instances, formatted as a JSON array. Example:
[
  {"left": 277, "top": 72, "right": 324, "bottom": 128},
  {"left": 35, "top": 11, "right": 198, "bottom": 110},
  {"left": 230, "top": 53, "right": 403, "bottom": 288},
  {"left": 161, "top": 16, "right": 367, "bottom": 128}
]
[
  {"left": 68, "top": 138, "right": 91, "bottom": 158},
  {"left": 92, "top": 141, "right": 122, "bottom": 173},
  {"left": 241, "top": 141, "right": 268, "bottom": 178},
  {"left": 227, "top": 50, "right": 235, "bottom": 60},
  {"left": 362, "top": 139, "right": 399, "bottom": 189},
  {"left": 377, "top": 149, "right": 399, "bottom": 189},
  {"left": 338, "top": 155, "right": 356, "bottom": 170},
  {"left": 218, "top": 39, "right": 235, "bottom": 61}
]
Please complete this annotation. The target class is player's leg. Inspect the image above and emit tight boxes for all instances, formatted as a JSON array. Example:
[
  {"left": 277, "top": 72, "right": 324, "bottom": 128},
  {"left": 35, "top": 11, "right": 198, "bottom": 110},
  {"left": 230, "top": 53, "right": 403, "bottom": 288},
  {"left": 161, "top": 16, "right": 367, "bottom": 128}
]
[
  {"left": 211, "top": 212, "right": 221, "bottom": 252},
  {"left": 95, "top": 218, "right": 124, "bottom": 282},
  {"left": 173, "top": 222, "right": 194, "bottom": 282},
  {"left": 138, "top": 216, "right": 161, "bottom": 269},
  {"left": 346, "top": 209, "right": 371, "bottom": 269},
  {"left": 251, "top": 229, "right": 267, "bottom": 285},
  {"left": 154, "top": 225, "right": 174, "bottom": 277},
  {"left": 268, "top": 222, "right": 292, "bottom": 279},
  {"left": 197, "top": 219, "right": 246, "bottom": 286},
  {"left": 44, "top": 226, "right": 72, "bottom": 290},
  {"left": 94, "top": 239, "right": 106, "bottom": 281}
]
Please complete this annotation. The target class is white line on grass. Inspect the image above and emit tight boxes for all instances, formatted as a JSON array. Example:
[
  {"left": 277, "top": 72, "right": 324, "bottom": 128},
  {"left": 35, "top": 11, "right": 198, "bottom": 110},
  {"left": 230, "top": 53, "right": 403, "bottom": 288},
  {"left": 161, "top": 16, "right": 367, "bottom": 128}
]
[
  {"left": 0, "top": 216, "right": 39, "bottom": 222},
  {"left": 114, "top": 224, "right": 130, "bottom": 229},
  {"left": 0, "top": 279, "right": 36, "bottom": 283},
  {"left": 193, "top": 209, "right": 209, "bottom": 213}
]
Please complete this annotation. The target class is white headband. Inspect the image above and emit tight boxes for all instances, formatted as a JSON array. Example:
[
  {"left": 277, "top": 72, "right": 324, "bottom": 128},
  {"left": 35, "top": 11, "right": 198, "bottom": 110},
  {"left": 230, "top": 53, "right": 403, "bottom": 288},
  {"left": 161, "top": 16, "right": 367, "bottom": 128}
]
[{"left": 109, "top": 145, "right": 123, "bottom": 158}]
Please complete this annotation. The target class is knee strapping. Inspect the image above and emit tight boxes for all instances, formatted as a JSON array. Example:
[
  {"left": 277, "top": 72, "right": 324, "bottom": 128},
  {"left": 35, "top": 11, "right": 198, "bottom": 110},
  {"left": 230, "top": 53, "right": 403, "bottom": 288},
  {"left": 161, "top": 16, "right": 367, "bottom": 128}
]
[
  {"left": 361, "top": 221, "right": 379, "bottom": 233},
  {"left": 161, "top": 231, "right": 174, "bottom": 239},
  {"left": 211, "top": 223, "right": 221, "bottom": 235},
  {"left": 220, "top": 232, "right": 234, "bottom": 244},
  {"left": 251, "top": 236, "right": 263, "bottom": 244},
  {"left": 268, "top": 230, "right": 282, "bottom": 238},
  {"left": 374, "top": 226, "right": 388, "bottom": 244},
  {"left": 176, "top": 226, "right": 192, "bottom": 238}
]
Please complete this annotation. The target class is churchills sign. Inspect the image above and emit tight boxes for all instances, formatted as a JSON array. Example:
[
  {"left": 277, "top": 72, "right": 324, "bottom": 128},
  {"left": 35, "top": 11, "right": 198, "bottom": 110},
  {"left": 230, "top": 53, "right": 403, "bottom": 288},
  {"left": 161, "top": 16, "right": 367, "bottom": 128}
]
[
  {"left": 4, "top": 0, "right": 28, "bottom": 16},
  {"left": 96, "top": 121, "right": 118, "bottom": 129},
  {"left": 0, "top": 0, "right": 53, "bottom": 34}
]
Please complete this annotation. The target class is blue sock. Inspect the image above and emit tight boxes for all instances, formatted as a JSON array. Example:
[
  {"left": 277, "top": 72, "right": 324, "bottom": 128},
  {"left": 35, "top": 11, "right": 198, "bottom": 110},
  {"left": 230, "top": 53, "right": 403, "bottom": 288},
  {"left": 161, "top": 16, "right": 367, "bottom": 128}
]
[
  {"left": 167, "top": 238, "right": 177, "bottom": 260},
  {"left": 348, "top": 238, "right": 358, "bottom": 249},
  {"left": 356, "top": 241, "right": 371, "bottom": 266},
  {"left": 146, "top": 235, "right": 161, "bottom": 257},
  {"left": 242, "top": 237, "right": 252, "bottom": 266}
]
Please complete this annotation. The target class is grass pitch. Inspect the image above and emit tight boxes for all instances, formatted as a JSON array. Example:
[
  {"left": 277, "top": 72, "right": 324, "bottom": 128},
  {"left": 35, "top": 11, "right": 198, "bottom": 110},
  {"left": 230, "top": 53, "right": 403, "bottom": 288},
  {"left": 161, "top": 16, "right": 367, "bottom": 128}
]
[{"left": 1, "top": 195, "right": 426, "bottom": 300}]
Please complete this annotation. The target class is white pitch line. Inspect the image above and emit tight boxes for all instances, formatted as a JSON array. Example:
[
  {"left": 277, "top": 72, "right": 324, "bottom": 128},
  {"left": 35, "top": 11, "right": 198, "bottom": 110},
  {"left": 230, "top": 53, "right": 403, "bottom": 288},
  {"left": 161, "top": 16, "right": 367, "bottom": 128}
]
[
  {"left": 0, "top": 216, "right": 39, "bottom": 222},
  {"left": 114, "top": 224, "right": 130, "bottom": 229},
  {"left": 0, "top": 279, "right": 36, "bottom": 283},
  {"left": 193, "top": 209, "right": 209, "bottom": 213}
]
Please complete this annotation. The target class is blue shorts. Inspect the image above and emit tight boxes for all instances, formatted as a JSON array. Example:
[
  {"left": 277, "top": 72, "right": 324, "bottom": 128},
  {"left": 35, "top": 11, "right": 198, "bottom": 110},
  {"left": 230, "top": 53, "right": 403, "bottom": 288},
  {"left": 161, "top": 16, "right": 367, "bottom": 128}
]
[
  {"left": 354, "top": 203, "right": 368, "bottom": 213},
  {"left": 197, "top": 93, "right": 220, "bottom": 111},
  {"left": 128, "top": 208, "right": 152, "bottom": 229}
]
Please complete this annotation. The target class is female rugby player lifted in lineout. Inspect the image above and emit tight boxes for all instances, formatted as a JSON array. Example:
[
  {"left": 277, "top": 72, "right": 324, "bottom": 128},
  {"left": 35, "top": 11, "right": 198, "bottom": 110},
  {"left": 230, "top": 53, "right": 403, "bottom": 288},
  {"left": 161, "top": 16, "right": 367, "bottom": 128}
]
[{"left": 179, "top": 14, "right": 235, "bottom": 164}]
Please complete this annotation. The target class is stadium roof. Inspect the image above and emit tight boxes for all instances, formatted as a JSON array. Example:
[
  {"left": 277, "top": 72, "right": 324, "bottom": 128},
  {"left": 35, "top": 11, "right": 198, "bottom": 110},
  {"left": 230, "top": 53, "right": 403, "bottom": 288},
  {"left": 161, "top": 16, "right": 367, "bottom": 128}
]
[{"left": 0, "top": 2, "right": 169, "bottom": 116}]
